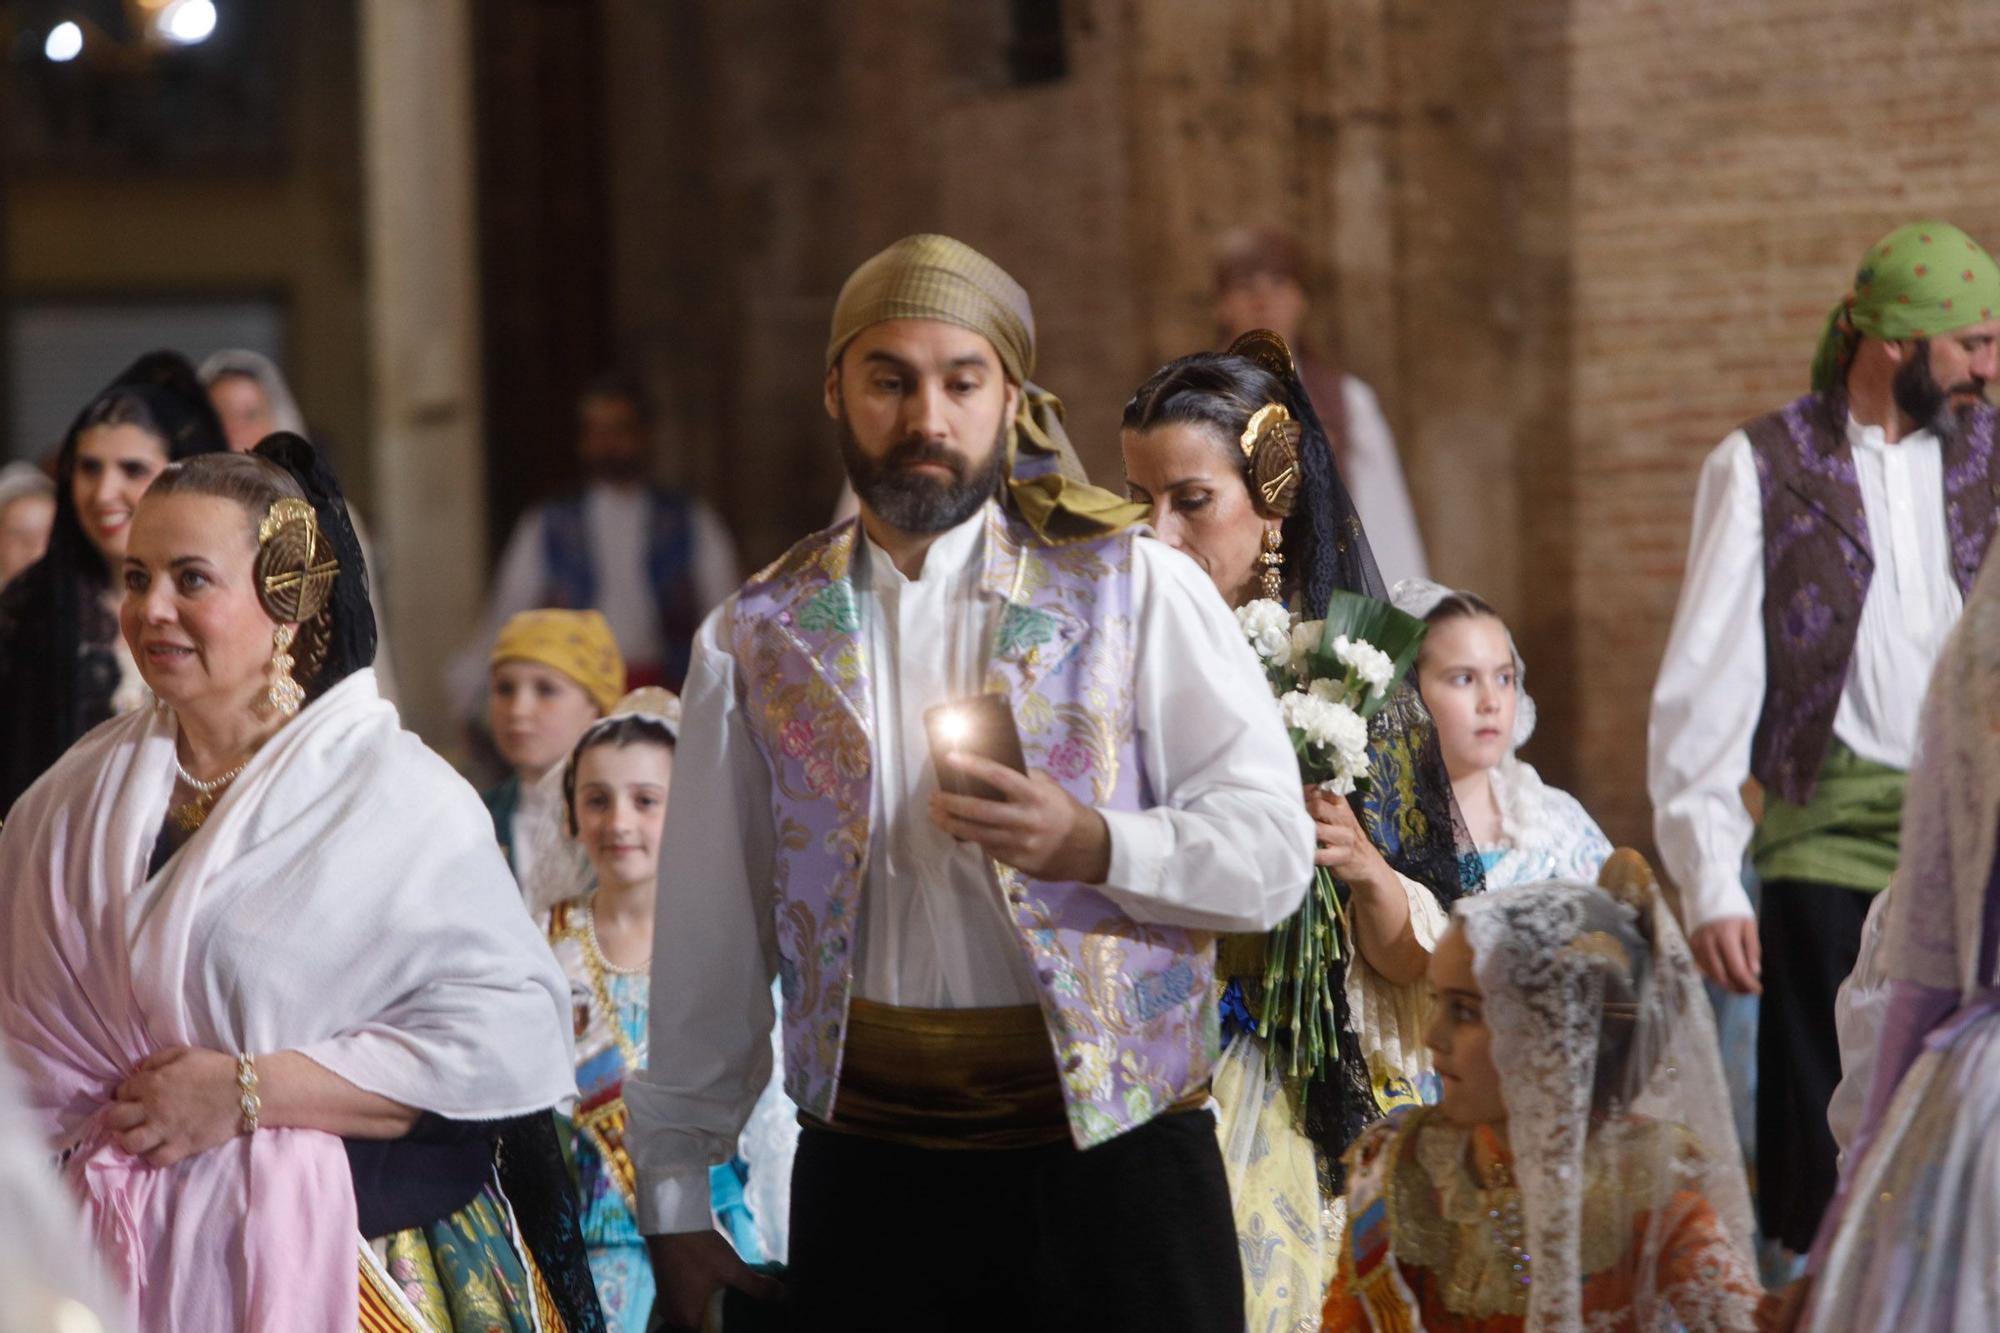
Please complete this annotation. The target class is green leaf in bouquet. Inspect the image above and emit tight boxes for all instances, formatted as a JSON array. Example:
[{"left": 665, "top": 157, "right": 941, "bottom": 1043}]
[{"left": 1312, "top": 588, "right": 1427, "bottom": 721}]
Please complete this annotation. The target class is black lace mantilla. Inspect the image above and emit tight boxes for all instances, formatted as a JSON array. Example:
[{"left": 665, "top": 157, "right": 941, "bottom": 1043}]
[{"left": 496, "top": 1112, "right": 607, "bottom": 1333}]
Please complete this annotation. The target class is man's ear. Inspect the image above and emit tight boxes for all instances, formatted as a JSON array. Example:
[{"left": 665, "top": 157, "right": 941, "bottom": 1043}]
[
  {"left": 824, "top": 362, "right": 842, "bottom": 420},
  {"left": 1884, "top": 337, "right": 1914, "bottom": 365},
  {"left": 1001, "top": 379, "right": 1021, "bottom": 426}
]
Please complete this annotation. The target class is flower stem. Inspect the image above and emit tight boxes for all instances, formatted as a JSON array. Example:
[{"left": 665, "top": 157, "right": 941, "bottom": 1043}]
[{"left": 1257, "top": 865, "right": 1349, "bottom": 1083}]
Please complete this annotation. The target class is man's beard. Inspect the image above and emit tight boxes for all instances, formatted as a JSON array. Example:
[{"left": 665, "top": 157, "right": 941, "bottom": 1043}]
[
  {"left": 1892, "top": 338, "right": 1980, "bottom": 444},
  {"left": 837, "top": 411, "right": 1007, "bottom": 534}
]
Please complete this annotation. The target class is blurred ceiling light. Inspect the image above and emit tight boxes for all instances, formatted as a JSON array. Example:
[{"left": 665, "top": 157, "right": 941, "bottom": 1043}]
[
  {"left": 157, "top": 0, "right": 216, "bottom": 45},
  {"left": 44, "top": 20, "right": 84, "bottom": 62}
]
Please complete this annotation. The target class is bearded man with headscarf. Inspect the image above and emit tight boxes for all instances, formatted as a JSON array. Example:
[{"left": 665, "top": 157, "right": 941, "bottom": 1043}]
[
  {"left": 1649, "top": 219, "right": 2000, "bottom": 1256},
  {"left": 624, "top": 235, "right": 1314, "bottom": 1329}
]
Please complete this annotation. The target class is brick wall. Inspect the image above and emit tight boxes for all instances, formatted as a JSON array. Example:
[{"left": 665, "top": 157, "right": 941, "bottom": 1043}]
[
  {"left": 600, "top": 0, "right": 2000, "bottom": 871},
  {"left": 1558, "top": 0, "right": 2000, "bottom": 848}
]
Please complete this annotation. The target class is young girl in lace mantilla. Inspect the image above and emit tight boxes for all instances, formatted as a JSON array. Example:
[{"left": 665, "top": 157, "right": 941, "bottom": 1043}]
[{"left": 1322, "top": 877, "right": 1766, "bottom": 1331}]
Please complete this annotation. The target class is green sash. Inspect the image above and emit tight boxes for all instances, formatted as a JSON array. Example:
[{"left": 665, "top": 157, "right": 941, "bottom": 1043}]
[{"left": 1751, "top": 738, "right": 1905, "bottom": 891}]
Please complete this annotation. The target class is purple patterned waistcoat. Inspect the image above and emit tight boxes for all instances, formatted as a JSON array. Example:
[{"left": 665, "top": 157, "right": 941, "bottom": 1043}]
[
  {"left": 1745, "top": 391, "right": 1999, "bottom": 803},
  {"left": 724, "top": 504, "right": 1218, "bottom": 1149}
]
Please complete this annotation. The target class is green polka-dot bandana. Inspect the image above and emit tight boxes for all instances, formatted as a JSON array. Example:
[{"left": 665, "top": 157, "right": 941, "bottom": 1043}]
[{"left": 1810, "top": 220, "right": 2000, "bottom": 392}]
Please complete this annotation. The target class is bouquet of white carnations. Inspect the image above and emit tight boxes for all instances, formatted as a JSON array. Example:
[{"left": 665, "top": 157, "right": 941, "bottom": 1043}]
[{"left": 1233, "top": 589, "right": 1427, "bottom": 1082}]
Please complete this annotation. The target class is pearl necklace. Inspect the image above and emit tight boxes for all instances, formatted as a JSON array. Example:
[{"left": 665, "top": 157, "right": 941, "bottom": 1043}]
[
  {"left": 583, "top": 900, "right": 652, "bottom": 977},
  {"left": 170, "top": 756, "right": 249, "bottom": 833},
  {"left": 577, "top": 900, "right": 650, "bottom": 1074}
]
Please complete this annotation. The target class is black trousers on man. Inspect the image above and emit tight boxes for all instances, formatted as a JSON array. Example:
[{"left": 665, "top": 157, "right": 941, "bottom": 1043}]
[
  {"left": 784, "top": 1109, "right": 1242, "bottom": 1330},
  {"left": 1756, "top": 879, "right": 1875, "bottom": 1253}
]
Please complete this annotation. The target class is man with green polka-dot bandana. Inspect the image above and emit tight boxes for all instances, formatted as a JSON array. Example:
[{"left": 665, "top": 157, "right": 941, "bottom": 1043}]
[{"left": 1650, "top": 219, "right": 2000, "bottom": 1255}]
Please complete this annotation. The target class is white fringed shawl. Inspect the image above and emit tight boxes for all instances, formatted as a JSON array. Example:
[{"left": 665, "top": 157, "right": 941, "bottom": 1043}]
[{"left": 0, "top": 669, "right": 575, "bottom": 1331}]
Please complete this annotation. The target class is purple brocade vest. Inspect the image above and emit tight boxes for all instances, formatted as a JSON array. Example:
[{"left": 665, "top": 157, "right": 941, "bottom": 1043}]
[
  {"left": 725, "top": 505, "right": 1219, "bottom": 1149},
  {"left": 1745, "top": 392, "right": 1999, "bottom": 804}
]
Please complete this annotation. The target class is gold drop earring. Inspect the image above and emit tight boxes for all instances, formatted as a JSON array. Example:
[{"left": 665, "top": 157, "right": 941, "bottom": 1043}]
[
  {"left": 266, "top": 624, "right": 303, "bottom": 718},
  {"left": 1259, "top": 527, "right": 1285, "bottom": 601}
]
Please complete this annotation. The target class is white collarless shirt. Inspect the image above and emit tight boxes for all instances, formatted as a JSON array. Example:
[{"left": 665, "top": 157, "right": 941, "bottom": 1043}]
[
  {"left": 850, "top": 509, "right": 1039, "bottom": 1005},
  {"left": 1649, "top": 415, "right": 1962, "bottom": 928}
]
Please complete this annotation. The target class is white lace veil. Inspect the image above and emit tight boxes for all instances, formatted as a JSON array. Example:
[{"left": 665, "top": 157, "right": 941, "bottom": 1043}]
[
  {"left": 1456, "top": 879, "right": 1753, "bottom": 1330},
  {"left": 1390, "top": 577, "right": 1535, "bottom": 749},
  {"left": 518, "top": 687, "right": 682, "bottom": 915},
  {"left": 519, "top": 761, "right": 593, "bottom": 916}
]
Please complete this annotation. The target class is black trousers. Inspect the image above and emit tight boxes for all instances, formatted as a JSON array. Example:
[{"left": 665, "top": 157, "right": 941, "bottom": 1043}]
[
  {"left": 1756, "top": 878, "right": 1874, "bottom": 1252},
  {"left": 785, "top": 1109, "right": 1243, "bottom": 1331}
]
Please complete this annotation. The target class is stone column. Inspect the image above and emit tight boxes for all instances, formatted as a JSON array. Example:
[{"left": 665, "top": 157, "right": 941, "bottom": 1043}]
[{"left": 357, "top": 0, "right": 485, "bottom": 745}]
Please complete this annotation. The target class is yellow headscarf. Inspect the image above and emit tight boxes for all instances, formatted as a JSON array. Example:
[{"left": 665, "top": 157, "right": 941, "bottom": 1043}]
[
  {"left": 490, "top": 609, "right": 626, "bottom": 715},
  {"left": 827, "top": 233, "right": 1146, "bottom": 544}
]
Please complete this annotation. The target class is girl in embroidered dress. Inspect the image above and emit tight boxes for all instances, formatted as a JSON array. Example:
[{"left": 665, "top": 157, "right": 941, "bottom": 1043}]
[
  {"left": 1321, "top": 874, "right": 1763, "bottom": 1331},
  {"left": 1393, "top": 581, "right": 1612, "bottom": 889},
  {"left": 1122, "top": 332, "right": 1481, "bottom": 1331},
  {"left": 529, "top": 690, "right": 778, "bottom": 1331}
]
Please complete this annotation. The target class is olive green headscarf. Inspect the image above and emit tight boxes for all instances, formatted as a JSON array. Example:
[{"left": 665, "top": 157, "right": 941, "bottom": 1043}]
[
  {"left": 827, "top": 233, "right": 1146, "bottom": 544},
  {"left": 1810, "top": 220, "right": 2000, "bottom": 392}
]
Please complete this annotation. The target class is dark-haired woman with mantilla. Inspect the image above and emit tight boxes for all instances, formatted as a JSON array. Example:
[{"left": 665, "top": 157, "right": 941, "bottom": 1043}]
[
  {"left": 0, "top": 437, "right": 601, "bottom": 1331},
  {"left": 1121, "top": 331, "right": 1483, "bottom": 1329},
  {"left": 0, "top": 351, "right": 227, "bottom": 814}
]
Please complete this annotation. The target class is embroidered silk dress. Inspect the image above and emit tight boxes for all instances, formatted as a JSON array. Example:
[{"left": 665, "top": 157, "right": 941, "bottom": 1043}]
[
  {"left": 1321, "top": 1108, "right": 1764, "bottom": 1332},
  {"left": 546, "top": 896, "right": 765, "bottom": 1333},
  {"left": 547, "top": 898, "right": 655, "bottom": 1331}
]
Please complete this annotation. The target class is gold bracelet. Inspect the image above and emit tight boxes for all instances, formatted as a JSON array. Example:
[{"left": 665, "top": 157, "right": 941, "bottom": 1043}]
[{"left": 236, "top": 1053, "right": 261, "bottom": 1135}]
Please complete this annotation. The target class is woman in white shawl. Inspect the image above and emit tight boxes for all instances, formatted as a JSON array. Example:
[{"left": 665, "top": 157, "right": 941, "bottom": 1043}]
[
  {"left": 0, "top": 437, "right": 598, "bottom": 1331},
  {"left": 1393, "top": 579, "right": 1612, "bottom": 889}
]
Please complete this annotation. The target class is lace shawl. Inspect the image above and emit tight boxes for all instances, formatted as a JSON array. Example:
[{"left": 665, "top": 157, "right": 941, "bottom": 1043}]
[
  {"left": 1456, "top": 882, "right": 1754, "bottom": 1330},
  {"left": 1483, "top": 755, "right": 1614, "bottom": 890}
]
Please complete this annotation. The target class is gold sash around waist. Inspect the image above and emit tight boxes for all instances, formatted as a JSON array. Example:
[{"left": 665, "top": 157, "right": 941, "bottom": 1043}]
[{"left": 810, "top": 998, "right": 1208, "bottom": 1150}]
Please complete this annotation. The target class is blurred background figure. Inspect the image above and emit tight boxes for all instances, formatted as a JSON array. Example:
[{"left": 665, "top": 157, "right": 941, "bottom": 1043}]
[
  {"left": 0, "top": 351, "right": 227, "bottom": 814},
  {"left": 449, "top": 374, "right": 739, "bottom": 725},
  {"left": 1212, "top": 225, "right": 1430, "bottom": 587},
  {"left": 197, "top": 348, "right": 306, "bottom": 450},
  {"left": 0, "top": 463, "right": 56, "bottom": 587},
  {"left": 481, "top": 608, "right": 626, "bottom": 883},
  {"left": 198, "top": 348, "right": 399, "bottom": 701}
]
